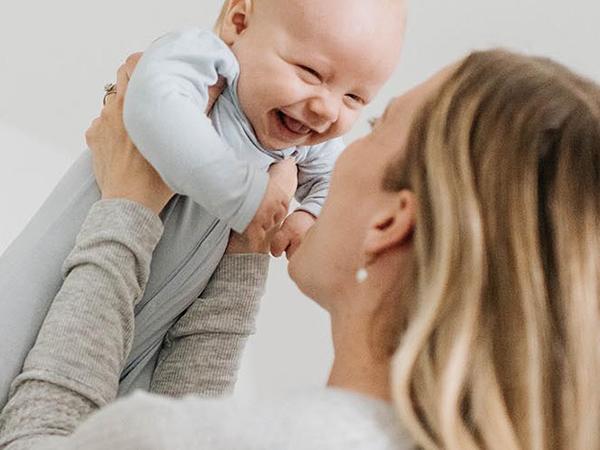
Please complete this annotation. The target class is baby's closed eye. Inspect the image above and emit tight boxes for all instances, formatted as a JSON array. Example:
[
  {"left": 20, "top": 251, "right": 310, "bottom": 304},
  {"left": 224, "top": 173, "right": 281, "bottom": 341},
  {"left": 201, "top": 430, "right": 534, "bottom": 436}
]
[
  {"left": 345, "top": 93, "right": 366, "bottom": 106},
  {"left": 296, "top": 64, "right": 323, "bottom": 84}
]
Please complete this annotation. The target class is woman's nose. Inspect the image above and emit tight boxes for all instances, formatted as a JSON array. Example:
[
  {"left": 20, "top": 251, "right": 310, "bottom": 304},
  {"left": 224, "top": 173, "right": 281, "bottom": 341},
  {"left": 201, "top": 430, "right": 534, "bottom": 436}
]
[{"left": 307, "top": 95, "right": 340, "bottom": 133}]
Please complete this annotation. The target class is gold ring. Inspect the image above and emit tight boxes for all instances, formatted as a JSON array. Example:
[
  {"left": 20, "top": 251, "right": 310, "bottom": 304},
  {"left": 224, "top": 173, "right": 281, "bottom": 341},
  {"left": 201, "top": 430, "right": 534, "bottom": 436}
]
[{"left": 103, "top": 83, "right": 117, "bottom": 105}]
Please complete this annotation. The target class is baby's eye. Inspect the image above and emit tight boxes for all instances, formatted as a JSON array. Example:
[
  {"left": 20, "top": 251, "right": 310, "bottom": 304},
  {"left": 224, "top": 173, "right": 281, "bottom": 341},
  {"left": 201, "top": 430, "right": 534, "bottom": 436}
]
[
  {"left": 297, "top": 65, "right": 322, "bottom": 82},
  {"left": 345, "top": 93, "right": 365, "bottom": 106}
]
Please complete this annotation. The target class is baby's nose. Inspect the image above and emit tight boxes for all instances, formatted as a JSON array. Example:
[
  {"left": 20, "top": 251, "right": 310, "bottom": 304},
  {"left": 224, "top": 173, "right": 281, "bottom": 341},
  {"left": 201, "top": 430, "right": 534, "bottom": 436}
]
[{"left": 307, "top": 96, "right": 339, "bottom": 133}]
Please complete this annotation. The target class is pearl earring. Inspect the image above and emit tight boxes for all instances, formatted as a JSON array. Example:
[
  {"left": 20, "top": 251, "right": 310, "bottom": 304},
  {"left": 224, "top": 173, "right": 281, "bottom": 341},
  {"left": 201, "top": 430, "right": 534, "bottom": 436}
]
[{"left": 356, "top": 267, "right": 368, "bottom": 284}]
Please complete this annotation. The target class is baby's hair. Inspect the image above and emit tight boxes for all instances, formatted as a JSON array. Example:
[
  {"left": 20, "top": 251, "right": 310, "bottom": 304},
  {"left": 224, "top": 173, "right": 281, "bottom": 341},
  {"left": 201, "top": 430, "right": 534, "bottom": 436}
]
[{"left": 214, "top": 0, "right": 406, "bottom": 34}]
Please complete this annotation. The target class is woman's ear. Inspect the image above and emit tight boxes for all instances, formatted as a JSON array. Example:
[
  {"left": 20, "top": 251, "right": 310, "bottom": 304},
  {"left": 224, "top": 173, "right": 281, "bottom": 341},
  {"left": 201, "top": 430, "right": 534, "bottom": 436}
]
[
  {"left": 364, "top": 190, "right": 416, "bottom": 260},
  {"left": 220, "top": 0, "right": 253, "bottom": 45}
]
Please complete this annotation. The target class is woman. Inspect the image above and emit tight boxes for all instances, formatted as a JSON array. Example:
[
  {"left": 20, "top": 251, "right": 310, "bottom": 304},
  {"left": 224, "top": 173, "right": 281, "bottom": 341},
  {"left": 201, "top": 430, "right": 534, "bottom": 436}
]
[{"left": 1, "top": 48, "right": 599, "bottom": 449}]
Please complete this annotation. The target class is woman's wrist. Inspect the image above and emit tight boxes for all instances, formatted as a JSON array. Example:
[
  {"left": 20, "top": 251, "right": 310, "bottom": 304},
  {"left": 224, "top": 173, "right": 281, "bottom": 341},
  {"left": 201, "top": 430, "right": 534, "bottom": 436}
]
[
  {"left": 101, "top": 191, "right": 169, "bottom": 216},
  {"left": 91, "top": 198, "right": 164, "bottom": 246},
  {"left": 206, "top": 253, "right": 270, "bottom": 295},
  {"left": 225, "top": 232, "right": 269, "bottom": 254}
]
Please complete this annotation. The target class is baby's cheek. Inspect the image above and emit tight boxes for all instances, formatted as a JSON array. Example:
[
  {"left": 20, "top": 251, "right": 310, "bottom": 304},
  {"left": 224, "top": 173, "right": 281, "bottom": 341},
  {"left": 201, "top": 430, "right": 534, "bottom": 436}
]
[
  {"left": 341, "top": 109, "right": 361, "bottom": 132},
  {"left": 273, "top": 76, "right": 309, "bottom": 107}
]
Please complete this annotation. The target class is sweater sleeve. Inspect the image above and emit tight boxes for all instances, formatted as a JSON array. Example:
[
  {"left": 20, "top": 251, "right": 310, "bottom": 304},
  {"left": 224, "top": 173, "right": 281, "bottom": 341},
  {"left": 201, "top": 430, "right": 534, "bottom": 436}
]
[
  {"left": 0, "top": 199, "right": 164, "bottom": 450},
  {"left": 124, "top": 28, "right": 268, "bottom": 233},
  {"left": 150, "top": 254, "right": 270, "bottom": 397},
  {"left": 294, "top": 138, "right": 345, "bottom": 218}
]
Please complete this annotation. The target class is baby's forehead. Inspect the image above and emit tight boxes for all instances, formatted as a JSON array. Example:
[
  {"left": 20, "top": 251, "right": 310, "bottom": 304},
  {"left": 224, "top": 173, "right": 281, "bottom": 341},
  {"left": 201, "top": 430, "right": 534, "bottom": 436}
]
[{"left": 271, "top": 0, "right": 404, "bottom": 82}]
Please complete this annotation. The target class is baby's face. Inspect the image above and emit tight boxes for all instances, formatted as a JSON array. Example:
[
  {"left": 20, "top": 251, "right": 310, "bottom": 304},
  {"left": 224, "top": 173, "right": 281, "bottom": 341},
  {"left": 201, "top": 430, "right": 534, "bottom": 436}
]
[{"left": 222, "top": 0, "right": 405, "bottom": 150}]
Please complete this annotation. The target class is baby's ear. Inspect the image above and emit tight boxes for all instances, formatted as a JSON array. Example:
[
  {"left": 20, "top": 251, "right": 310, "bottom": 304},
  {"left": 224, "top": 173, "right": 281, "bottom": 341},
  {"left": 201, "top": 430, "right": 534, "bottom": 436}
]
[
  {"left": 364, "top": 190, "right": 415, "bottom": 259},
  {"left": 219, "top": 0, "right": 253, "bottom": 45}
]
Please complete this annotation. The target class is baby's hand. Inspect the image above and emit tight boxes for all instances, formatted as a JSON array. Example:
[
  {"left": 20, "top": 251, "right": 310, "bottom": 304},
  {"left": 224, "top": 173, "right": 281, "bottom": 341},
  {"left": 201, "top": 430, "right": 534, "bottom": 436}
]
[
  {"left": 271, "top": 210, "right": 316, "bottom": 259},
  {"left": 245, "top": 159, "right": 297, "bottom": 244}
]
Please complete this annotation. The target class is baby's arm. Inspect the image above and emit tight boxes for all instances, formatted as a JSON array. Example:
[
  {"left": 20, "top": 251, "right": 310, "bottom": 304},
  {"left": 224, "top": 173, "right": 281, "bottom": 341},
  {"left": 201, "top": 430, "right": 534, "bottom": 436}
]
[
  {"left": 123, "top": 28, "right": 266, "bottom": 233},
  {"left": 271, "top": 139, "right": 345, "bottom": 257},
  {"left": 293, "top": 138, "right": 345, "bottom": 218}
]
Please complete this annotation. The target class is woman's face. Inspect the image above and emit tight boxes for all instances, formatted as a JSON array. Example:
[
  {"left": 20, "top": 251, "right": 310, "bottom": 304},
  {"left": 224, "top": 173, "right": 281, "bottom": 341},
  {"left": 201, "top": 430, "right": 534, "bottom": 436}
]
[{"left": 288, "top": 67, "right": 452, "bottom": 310}]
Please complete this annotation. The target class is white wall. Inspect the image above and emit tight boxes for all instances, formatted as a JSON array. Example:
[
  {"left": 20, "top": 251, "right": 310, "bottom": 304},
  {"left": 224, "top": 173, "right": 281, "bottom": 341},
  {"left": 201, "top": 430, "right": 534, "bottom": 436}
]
[{"left": 1, "top": 0, "right": 599, "bottom": 400}]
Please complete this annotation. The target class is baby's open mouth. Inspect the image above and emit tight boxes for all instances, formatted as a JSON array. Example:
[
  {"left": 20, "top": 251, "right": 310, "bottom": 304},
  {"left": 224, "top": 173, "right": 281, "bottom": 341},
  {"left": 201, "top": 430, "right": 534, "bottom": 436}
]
[{"left": 277, "top": 110, "right": 311, "bottom": 135}]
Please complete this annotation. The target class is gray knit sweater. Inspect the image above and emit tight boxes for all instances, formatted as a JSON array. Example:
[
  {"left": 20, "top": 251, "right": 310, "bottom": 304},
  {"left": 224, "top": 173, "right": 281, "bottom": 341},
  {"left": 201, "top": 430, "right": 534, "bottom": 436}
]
[{"left": 0, "top": 199, "right": 411, "bottom": 450}]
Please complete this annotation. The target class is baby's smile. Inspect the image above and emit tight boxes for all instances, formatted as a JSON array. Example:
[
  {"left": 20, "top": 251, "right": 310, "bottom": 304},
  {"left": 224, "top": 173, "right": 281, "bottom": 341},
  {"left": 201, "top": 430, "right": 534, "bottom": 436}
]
[
  {"left": 277, "top": 110, "right": 312, "bottom": 136},
  {"left": 227, "top": 0, "right": 406, "bottom": 151},
  {"left": 262, "top": 109, "right": 315, "bottom": 149}
]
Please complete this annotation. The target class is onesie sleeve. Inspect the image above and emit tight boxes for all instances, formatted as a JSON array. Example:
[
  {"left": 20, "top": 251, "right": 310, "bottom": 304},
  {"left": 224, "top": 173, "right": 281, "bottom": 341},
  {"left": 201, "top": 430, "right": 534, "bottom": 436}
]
[
  {"left": 294, "top": 138, "right": 345, "bottom": 217},
  {"left": 123, "top": 28, "right": 268, "bottom": 233}
]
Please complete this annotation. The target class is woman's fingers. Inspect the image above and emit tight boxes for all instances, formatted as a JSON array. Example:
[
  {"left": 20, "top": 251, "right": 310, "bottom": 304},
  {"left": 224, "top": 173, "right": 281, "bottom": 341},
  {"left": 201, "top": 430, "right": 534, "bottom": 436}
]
[
  {"left": 115, "top": 52, "right": 143, "bottom": 101},
  {"left": 85, "top": 50, "right": 173, "bottom": 214},
  {"left": 206, "top": 76, "right": 226, "bottom": 114},
  {"left": 84, "top": 117, "right": 101, "bottom": 150},
  {"left": 115, "top": 65, "right": 129, "bottom": 102},
  {"left": 125, "top": 52, "right": 143, "bottom": 72}
]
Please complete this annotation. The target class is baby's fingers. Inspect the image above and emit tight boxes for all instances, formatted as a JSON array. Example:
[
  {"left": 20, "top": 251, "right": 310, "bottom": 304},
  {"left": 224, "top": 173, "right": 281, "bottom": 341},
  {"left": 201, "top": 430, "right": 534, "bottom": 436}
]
[
  {"left": 285, "top": 238, "right": 302, "bottom": 260},
  {"left": 270, "top": 229, "right": 291, "bottom": 258}
]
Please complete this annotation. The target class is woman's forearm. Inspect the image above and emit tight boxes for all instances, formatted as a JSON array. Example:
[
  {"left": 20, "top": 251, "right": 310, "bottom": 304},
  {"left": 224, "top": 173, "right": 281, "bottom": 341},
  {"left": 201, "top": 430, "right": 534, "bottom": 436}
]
[
  {"left": 151, "top": 253, "right": 270, "bottom": 397},
  {"left": 0, "top": 199, "right": 163, "bottom": 449}
]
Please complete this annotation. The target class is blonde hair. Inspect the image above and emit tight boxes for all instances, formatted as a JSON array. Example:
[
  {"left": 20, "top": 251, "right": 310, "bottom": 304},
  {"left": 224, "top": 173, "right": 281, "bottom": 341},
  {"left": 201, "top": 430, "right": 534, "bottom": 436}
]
[
  {"left": 385, "top": 50, "right": 600, "bottom": 449},
  {"left": 214, "top": 1, "right": 231, "bottom": 33}
]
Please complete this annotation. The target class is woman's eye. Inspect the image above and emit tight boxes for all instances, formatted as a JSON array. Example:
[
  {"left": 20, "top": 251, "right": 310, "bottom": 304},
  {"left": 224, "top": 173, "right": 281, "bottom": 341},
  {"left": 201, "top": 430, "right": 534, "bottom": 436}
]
[{"left": 298, "top": 65, "right": 321, "bottom": 82}]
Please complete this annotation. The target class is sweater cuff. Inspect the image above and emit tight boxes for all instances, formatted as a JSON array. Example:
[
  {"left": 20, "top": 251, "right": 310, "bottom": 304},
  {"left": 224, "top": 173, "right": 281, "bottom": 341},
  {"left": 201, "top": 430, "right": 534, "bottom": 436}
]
[
  {"left": 210, "top": 253, "right": 270, "bottom": 285},
  {"left": 80, "top": 199, "right": 164, "bottom": 248}
]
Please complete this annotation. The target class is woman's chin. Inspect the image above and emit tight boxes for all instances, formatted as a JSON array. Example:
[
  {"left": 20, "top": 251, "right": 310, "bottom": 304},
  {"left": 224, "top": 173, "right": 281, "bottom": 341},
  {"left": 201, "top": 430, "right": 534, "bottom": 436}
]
[
  {"left": 288, "top": 253, "right": 324, "bottom": 306},
  {"left": 287, "top": 252, "right": 306, "bottom": 292}
]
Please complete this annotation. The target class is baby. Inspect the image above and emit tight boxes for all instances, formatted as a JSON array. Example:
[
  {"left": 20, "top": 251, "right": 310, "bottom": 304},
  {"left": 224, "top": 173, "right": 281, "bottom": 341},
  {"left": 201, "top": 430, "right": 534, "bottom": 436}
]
[
  {"left": 0, "top": 0, "right": 406, "bottom": 407},
  {"left": 125, "top": 0, "right": 405, "bottom": 257}
]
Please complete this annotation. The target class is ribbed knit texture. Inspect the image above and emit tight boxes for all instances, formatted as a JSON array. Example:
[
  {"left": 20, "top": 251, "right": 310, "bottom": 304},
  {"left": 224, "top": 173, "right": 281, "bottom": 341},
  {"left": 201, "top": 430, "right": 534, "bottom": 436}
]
[
  {"left": 150, "top": 254, "right": 269, "bottom": 397},
  {"left": 0, "top": 200, "right": 271, "bottom": 449},
  {"left": 0, "top": 199, "right": 412, "bottom": 450}
]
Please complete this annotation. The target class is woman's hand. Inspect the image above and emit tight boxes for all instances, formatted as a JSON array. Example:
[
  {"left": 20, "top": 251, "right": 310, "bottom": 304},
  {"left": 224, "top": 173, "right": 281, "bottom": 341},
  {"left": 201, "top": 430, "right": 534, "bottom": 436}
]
[
  {"left": 85, "top": 54, "right": 172, "bottom": 214},
  {"left": 85, "top": 53, "right": 227, "bottom": 215},
  {"left": 226, "top": 158, "right": 298, "bottom": 254}
]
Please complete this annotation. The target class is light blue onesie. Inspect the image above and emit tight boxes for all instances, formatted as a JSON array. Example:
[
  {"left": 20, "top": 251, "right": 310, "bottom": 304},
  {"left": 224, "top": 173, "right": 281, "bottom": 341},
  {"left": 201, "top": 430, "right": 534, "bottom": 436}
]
[{"left": 0, "top": 28, "right": 344, "bottom": 408}]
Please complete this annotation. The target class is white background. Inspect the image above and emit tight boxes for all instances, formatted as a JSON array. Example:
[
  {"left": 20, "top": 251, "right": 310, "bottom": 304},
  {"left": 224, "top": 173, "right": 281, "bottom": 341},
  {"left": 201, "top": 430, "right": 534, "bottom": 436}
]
[{"left": 1, "top": 0, "right": 599, "bottom": 400}]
